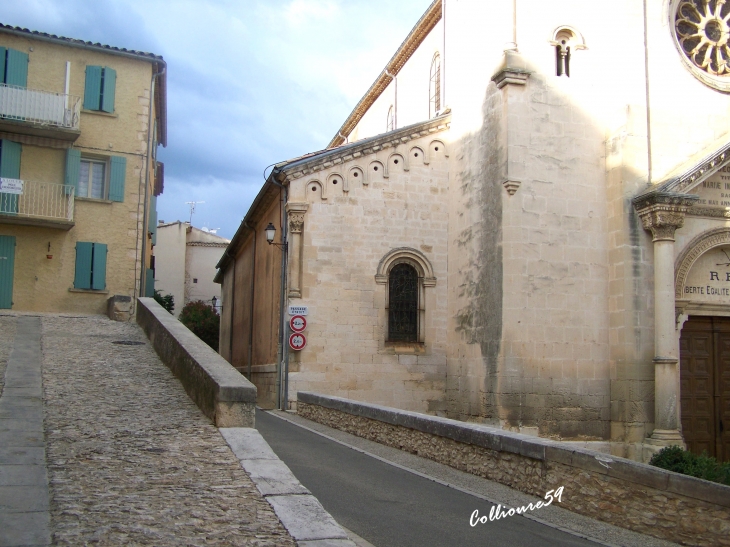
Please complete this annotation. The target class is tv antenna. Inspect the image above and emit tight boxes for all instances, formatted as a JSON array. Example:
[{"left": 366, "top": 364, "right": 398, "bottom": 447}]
[{"left": 185, "top": 201, "right": 204, "bottom": 224}]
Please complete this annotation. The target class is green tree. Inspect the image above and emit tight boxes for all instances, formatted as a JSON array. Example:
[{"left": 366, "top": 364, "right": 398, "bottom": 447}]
[
  {"left": 179, "top": 300, "right": 220, "bottom": 351},
  {"left": 153, "top": 289, "right": 175, "bottom": 314}
]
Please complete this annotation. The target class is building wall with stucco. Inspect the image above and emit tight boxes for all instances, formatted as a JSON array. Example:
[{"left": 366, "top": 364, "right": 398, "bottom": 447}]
[{"left": 0, "top": 26, "right": 164, "bottom": 315}]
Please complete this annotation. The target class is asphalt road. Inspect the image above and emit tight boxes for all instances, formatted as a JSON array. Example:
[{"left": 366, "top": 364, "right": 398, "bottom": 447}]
[{"left": 255, "top": 409, "right": 600, "bottom": 547}]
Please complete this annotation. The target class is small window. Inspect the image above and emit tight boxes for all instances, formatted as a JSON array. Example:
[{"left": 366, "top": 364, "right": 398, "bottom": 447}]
[
  {"left": 386, "top": 105, "right": 395, "bottom": 132},
  {"left": 84, "top": 66, "right": 117, "bottom": 113},
  {"left": 552, "top": 27, "right": 585, "bottom": 77},
  {"left": 78, "top": 159, "right": 106, "bottom": 199},
  {"left": 193, "top": 278, "right": 198, "bottom": 284},
  {"left": 388, "top": 263, "right": 419, "bottom": 342},
  {"left": 74, "top": 242, "right": 107, "bottom": 290},
  {"left": 429, "top": 52, "right": 441, "bottom": 118}
]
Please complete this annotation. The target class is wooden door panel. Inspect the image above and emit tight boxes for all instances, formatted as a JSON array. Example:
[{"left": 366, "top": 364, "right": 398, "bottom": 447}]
[{"left": 719, "top": 330, "right": 730, "bottom": 462}]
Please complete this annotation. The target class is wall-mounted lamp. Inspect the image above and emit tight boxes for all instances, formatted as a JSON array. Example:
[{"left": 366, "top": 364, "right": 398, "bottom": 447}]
[{"left": 265, "top": 223, "right": 287, "bottom": 250}]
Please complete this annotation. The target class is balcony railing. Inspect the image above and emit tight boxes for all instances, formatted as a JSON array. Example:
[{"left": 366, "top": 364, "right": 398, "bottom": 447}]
[
  {"left": 0, "top": 84, "right": 80, "bottom": 130},
  {"left": 0, "top": 179, "right": 74, "bottom": 223}
]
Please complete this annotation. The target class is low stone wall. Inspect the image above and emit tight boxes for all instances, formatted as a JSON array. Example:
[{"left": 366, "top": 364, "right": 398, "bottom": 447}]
[
  {"left": 298, "top": 392, "right": 730, "bottom": 547},
  {"left": 137, "top": 297, "right": 256, "bottom": 427}
]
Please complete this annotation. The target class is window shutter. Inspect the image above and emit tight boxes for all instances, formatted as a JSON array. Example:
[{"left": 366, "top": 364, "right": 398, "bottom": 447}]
[
  {"left": 101, "top": 67, "right": 116, "bottom": 113},
  {"left": 5, "top": 49, "right": 28, "bottom": 88},
  {"left": 145, "top": 268, "right": 155, "bottom": 297},
  {"left": 74, "top": 242, "right": 93, "bottom": 289},
  {"left": 0, "top": 140, "right": 22, "bottom": 215},
  {"left": 64, "top": 149, "right": 81, "bottom": 196},
  {"left": 83, "top": 66, "right": 102, "bottom": 110},
  {"left": 91, "top": 243, "right": 107, "bottom": 290},
  {"left": 0, "top": 48, "right": 6, "bottom": 84},
  {"left": 108, "top": 156, "right": 126, "bottom": 202},
  {"left": 148, "top": 195, "right": 158, "bottom": 245}
]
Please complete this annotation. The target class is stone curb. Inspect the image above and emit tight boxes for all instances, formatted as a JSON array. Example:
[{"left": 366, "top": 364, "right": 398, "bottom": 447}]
[
  {"left": 298, "top": 391, "right": 730, "bottom": 509},
  {"left": 220, "top": 428, "right": 356, "bottom": 546}
]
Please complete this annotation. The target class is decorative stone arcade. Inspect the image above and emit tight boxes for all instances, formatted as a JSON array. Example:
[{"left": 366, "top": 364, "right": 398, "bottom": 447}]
[{"left": 633, "top": 191, "right": 698, "bottom": 453}]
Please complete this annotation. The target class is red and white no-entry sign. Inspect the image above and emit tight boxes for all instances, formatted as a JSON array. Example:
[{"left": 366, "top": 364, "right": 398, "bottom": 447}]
[
  {"left": 290, "top": 315, "right": 307, "bottom": 333},
  {"left": 289, "top": 332, "right": 307, "bottom": 351}
]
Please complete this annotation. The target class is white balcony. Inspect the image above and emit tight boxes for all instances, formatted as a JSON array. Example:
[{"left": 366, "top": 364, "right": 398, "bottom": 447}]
[
  {"left": 0, "top": 179, "right": 75, "bottom": 230},
  {"left": 0, "top": 84, "right": 81, "bottom": 141}
]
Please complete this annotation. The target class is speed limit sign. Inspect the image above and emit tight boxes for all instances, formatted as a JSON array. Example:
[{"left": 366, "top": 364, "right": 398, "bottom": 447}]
[
  {"left": 289, "top": 332, "right": 307, "bottom": 351},
  {"left": 290, "top": 315, "right": 306, "bottom": 332}
]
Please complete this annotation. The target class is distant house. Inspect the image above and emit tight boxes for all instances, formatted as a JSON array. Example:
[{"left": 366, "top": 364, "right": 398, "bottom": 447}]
[
  {"left": 155, "top": 221, "right": 229, "bottom": 316},
  {"left": 0, "top": 24, "right": 166, "bottom": 317}
]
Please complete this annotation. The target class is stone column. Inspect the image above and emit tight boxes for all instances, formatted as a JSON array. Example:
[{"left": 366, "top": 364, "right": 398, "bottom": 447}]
[
  {"left": 634, "top": 193, "right": 696, "bottom": 449},
  {"left": 286, "top": 202, "right": 308, "bottom": 299}
]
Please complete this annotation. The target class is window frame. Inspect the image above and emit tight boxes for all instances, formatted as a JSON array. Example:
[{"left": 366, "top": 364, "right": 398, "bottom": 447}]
[{"left": 77, "top": 157, "right": 108, "bottom": 200}]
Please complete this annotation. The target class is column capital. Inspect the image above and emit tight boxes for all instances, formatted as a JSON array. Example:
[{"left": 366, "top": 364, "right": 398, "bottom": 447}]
[
  {"left": 286, "top": 202, "right": 308, "bottom": 234},
  {"left": 633, "top": 192, "right": 697, "bottom": 241}
]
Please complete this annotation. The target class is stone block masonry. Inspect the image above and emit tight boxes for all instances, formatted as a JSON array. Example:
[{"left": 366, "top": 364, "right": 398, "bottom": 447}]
[
  {"left": 136, "top": 297, "right": 256, "bottom": 427},
  {"left": 298, "top": 392, "right": 730, "bottom": 547}
]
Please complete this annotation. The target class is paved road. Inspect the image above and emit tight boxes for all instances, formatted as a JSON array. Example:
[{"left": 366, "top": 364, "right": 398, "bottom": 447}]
[{"left": 256, "top": 409, "right": 600, "bottom": 547}]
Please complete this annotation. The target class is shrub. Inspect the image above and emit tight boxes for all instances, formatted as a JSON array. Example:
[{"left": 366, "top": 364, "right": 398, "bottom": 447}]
[
  {"left": 179, "top": 300, "right": 220, "bottom": 351},
  {"left": 153, "top": 289, "right": 174, "bottom": 314},
  {"left": 649, "top": 446, "right": 730, "bottom": 485}
]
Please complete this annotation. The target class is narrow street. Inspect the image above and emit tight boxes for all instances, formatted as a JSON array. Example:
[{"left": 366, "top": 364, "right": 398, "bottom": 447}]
[{"left": 256, "top": 409, "right": 603, "bottom": 547}]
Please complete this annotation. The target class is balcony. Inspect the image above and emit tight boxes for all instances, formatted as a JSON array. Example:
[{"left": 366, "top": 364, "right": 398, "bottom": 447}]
[
  {"left": 0, "top": 84, "right": 81, "bottom": 141},
  {"left": 0, "top": 178, "right": 75, "bottom": 230}
]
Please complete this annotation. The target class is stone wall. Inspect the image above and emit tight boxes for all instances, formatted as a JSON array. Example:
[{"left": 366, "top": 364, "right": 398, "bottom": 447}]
[
  {"left": 298, "top": 392, "right": 730, "bottom": 547},
  {"left": 136, "top": 297, "right": 256, "bottom": 427}
]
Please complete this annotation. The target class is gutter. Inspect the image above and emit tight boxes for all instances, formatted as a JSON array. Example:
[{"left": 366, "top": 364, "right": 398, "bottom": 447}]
[{"left": 269, "top": 173, "right": 289, "bottom": 410}]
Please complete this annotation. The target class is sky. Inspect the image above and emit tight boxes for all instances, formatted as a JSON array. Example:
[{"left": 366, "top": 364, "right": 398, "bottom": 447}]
[{"left": 0, "top": 0, "right": 432, "bottom": 238}]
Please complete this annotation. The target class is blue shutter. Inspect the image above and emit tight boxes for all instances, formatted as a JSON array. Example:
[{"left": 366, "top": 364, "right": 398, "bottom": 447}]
[
  {"left": 91, "top": 243, "right": 107, "bottom": 290},
  {"left": 83, "top": 66, "right": 102, "bottom": 110},
  {"left": 74, "top": 242, "right": 93, "bottom": 289},
  {"left": 145, "top": 268, "right": 155, "bottom": 297},
  {"left": 148, "top": 195, "right": 157, "bottom": 245},
  {"left": 5, "top": 49, "right": 28, "bottom": 88},
  {"left": 0, "top": 48, "right": 6, "bottom": 84},
  {"left": 0, "top": 235, "right": 15, "bottom": 309},
  {"left": 101, "top": 67, "right": 116, "bottom": 113},
  {"left": 64, "top": 149, "right": 81, "bottom": 196},
  {"left": 109, "top": 156, "right": 126, "bottom": 202},
  {"left": 0, "top": 140, "right": 21, "bottom": 215}
]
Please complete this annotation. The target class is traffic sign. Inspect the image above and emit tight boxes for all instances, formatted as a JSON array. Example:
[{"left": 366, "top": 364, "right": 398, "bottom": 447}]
[
  {"left": 289, "top": 332, "right": 307, "bottom": 351},
  {"left": 288, "top": 305, "right": 308, "bottom": 316},
  {"left": 290, "top": 315, "right": 307, "bottom": 333}
]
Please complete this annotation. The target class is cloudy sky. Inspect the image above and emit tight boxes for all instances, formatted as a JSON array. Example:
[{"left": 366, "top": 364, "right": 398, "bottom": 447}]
[{"left": 0, "top": 0, "right": 431, "bottom": 238}]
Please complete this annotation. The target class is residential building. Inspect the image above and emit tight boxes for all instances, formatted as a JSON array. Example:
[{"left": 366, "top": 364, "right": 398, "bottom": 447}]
[
  {"left": 155, "top": 221, "right": 229, "bottom": 316},
  {"left": 217, "top": 0, "right": 730, "bottom": 463},
  {"left": 0, "top": 24, "right": 166, "bottom": 317}
]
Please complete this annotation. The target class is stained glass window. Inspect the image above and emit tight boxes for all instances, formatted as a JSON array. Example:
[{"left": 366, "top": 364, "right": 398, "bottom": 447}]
[{"left": 388, "top": 263, "right": 419, "bottom": 342}]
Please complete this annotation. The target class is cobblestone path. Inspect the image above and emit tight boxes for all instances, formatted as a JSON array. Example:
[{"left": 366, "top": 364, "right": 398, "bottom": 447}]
[{"left": 39, "top": 314, "right": 295, "bottom": 546}]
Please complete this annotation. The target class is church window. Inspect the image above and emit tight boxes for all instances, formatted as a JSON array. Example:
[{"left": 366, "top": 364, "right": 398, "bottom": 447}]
[
  {"left": 551, "top": 27, "right": 585, "bottom": 78},
  {"left": 386, "top": 105, "right": 395, "bottom": 132},
  {"left": 674, "top": 0, "right": 730, "bottom": 77},
  {"left": 429, "top": 52, "right": 441, "bottom": 118},
  {"left": 388, "top": 263, "right": 419, "bottom": 342}
]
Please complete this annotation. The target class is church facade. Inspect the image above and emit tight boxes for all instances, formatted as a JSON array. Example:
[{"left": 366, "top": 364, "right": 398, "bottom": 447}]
[{"left": 217, "top": 0, "right": 730, "bottom": 462}]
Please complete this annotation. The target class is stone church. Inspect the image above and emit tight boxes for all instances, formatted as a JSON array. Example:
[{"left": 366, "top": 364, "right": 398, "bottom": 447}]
[{"left": 216, "top": 0, "right": 730, "bottom": 462}]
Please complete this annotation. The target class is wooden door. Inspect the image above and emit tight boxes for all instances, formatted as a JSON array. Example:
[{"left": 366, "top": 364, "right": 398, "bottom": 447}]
[{"left": 680, "top": 316, "right": 730, "bottom": 461}]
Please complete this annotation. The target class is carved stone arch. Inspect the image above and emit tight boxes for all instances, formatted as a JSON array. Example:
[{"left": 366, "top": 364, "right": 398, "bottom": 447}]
[
  {"left": 675, "top": 227, "right": 730, "bottom": 299},
  {"left": 549, "top": 26, "right": 587, "bottom": 49},
  {"left": 426, "top": 140, "right": 448, "bottom": 164},
  {"left": 347, "top": 166, "right": 363, "bottom": 192},
  {"left": 305, "top": 179, "right": 326, "bottom": 202},
  {"left": 327, "top": 172, "right": 344, "bottom": 194},
  {"left": 367, "top": 160, "right": 384, "bottom": 185},
  {"left": 386, "top": 152, "right": 407, "bottom": 178},
  {"left": 375, "top": 247, "right": 436, "bottom": 286},
  {"left": 410, "top": 146, "right": 426, "bottom": 165}
]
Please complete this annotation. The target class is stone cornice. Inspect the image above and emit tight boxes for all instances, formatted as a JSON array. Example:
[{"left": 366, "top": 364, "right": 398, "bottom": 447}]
[
  {"left": 653, "top": 140, "right": 730, "bottom": 195},
  {"left": 280, "top": 116, "right": 450, "bottom": 183}
]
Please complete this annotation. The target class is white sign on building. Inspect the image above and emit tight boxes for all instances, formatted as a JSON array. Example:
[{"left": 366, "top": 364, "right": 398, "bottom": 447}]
[{"left": 0, "top": 178, "right": 23, "bottom": 194}]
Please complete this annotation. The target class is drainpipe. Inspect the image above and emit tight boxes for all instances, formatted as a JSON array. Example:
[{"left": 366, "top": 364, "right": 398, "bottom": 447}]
[
  {"left": 270, "top": 177, "right": 289, "bottom": 410},
  {"left": 245, "top": 221, "right": 257, "bottom": 381},
  {"left": 138, "top": 63, "right": 165, "bottom": 303},
  {"left": 385, "top": 69, "right": 397, "bottom": 129},
  {"left": 224, "top": 249, "right": 235, "bottom": 364}
]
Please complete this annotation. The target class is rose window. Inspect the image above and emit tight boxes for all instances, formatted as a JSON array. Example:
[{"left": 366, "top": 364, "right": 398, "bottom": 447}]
[{"left": 675, "top": 0, "right": 730, "bottom": 76}]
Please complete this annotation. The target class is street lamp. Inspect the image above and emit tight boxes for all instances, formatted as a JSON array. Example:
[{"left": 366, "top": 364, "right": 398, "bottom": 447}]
[{"left": 265, "top": 222, "right": 287, "bottom": 250}]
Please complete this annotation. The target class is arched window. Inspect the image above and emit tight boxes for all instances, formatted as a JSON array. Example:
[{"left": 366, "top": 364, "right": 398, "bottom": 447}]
[
  {"left": 429, "top": 52, "right": 441, "bottom": 118},
  {"left": 551, "top": 27, "right": 586, "bottom": 77},
  {"left": 388, "top": 263, "right": 419, "bottom": 342},
  {"left": 386, "top": 104, "right": 395, "bottom": 132}
]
